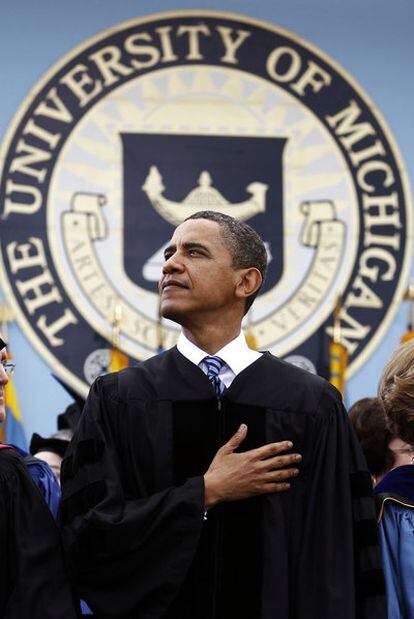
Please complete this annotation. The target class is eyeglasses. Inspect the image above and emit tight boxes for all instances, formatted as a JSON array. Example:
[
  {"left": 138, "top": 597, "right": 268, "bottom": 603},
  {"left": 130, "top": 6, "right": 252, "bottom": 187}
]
[
  {"left": 390, "top": 446, "right": 414, "bottom": 456},
  {"left": 0, "top": 360, "right": 15, "bottom": 375}
]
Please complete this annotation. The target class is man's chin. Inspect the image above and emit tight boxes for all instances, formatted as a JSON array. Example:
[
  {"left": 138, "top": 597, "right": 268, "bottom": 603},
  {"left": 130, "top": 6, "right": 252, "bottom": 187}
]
[{"left": 160, "top": 302, "right": 185, "bottom": 325}]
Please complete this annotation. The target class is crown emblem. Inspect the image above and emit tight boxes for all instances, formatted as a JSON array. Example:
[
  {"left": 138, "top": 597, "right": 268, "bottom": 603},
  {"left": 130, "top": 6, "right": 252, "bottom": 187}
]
[{"left": 142, "top": 166, "right": 268, "bottom": 225}]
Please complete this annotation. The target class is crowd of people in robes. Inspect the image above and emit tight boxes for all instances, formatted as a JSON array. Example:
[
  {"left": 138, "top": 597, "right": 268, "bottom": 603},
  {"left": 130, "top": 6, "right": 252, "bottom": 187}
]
[
  {"left": 2, "top": 335, "right": 414, "bottom": 617},
  {"left": 0, "top": 280, "right": 414, "bottom": 619}
]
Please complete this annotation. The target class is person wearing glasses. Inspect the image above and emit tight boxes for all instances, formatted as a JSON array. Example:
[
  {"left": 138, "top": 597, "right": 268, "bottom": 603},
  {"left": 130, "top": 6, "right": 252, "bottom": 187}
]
[
  {"left": 0, "top": 337, "right": 15, "bottom": 426},
  {"left": 375, "top": 339, "right": 414, "bottom": 619},
  {"left": 0, "top": 336, "right": 78, "bottom": 618}
]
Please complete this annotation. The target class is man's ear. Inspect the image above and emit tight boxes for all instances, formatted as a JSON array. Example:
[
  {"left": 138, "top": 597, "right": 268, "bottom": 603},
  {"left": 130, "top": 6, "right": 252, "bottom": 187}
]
[{"left": 235, "top": 268, "right": 262, "bottom": 301}]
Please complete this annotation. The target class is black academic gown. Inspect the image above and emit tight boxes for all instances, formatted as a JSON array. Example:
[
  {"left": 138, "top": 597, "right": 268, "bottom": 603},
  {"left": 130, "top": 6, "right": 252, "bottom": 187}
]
[
  {"left": 0, "top": 445, "right": 78, "bottom": 618},
  {"left": 60, "top": 348, "right": 385, "bottom": 619}
]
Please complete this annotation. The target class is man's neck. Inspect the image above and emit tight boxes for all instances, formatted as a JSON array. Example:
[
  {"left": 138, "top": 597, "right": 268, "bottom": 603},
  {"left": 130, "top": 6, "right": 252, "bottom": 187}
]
[{"left": 182, "top": 323, "right": 241, "bottom": 355}]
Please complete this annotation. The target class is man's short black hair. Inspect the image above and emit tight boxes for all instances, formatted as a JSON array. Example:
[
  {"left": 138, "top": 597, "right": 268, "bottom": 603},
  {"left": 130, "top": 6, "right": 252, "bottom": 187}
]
[{"left": 185, "top": 210, "right": 267, "bottom": 313}]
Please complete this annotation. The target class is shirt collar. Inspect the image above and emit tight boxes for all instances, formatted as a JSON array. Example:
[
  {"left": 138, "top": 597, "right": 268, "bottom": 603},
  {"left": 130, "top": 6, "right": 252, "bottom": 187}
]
[{"left": 177, "top": 331, "right": 258, "bottom": 375}]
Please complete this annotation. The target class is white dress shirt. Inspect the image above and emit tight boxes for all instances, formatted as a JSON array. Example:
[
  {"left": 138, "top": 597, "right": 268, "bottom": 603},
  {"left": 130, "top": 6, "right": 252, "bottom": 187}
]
[{"left": 177, "top": 331, "right": 262, "bottom": 388}]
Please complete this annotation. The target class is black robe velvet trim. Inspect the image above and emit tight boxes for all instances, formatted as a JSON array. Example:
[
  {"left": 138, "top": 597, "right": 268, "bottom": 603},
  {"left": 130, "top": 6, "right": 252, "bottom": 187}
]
[
  {"left": 350, "top": 471, "right": 374, "bottom": 498},
  {"left": 62, "top": 436, "right": 104, "bottom": 481},
  {"left": 353, "top": 519, "right": 381, "bottom": 548},
  {"left": 358, "top": 569, "right": 386, "bottom": 597},
  {"left": 168, "top": 399, "right": 265, "bottom": 618},
  {"left": 60, "top": 346, "right": 386, "bottom": 619}
]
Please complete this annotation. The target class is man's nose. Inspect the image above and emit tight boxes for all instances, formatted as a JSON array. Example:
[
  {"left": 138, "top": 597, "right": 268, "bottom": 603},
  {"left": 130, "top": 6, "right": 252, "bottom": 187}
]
[{"left": 162, "top": 252, "right": 184, "bottom": 274}]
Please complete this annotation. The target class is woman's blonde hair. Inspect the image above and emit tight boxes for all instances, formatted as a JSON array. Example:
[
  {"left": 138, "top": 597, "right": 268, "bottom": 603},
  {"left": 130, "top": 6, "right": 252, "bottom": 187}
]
[{"left": 378, "top": 339, "right": 414, "bottom": 443}]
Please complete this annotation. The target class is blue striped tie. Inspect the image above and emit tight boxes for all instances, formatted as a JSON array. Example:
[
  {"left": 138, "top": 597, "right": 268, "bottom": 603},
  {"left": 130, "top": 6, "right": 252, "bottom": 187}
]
[{"left": 203, "top": 356, "right": 225, "bottom": 399}]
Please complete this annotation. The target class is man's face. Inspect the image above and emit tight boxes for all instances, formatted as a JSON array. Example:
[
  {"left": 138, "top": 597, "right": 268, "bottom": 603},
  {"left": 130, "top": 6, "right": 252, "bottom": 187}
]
[
  {"left": 34, "top": 451, "right": 63, "bottom": 485},
  {"left": 0, "top": 346, "right": 9, "bottom": 424},
  {"left": 159, "top": 219, "right": 240, "bottom": 325}
]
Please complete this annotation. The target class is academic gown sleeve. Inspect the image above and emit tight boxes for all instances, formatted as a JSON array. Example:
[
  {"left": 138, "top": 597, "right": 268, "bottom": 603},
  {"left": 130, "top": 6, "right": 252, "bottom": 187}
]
[
  {"left": 60, "top": 374, "right": 206, "bottom": 618},
  {"left": 290, "top": 383, "right": 386, "bottom": 619},
  {"left": 0, "top": 448, "right": 78, "bottom": 619},
  {"left": 379, "top": 502, "right": 414, "bottom": 619}
]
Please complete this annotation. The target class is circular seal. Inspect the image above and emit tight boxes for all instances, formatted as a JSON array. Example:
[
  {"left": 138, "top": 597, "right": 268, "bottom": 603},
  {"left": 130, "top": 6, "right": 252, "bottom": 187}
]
[
  {"left": 283, "top": 355, "right": 317, "bottom": 375},
  {"left": 0, "top": 11, "right": 411, "bottom": 395}
]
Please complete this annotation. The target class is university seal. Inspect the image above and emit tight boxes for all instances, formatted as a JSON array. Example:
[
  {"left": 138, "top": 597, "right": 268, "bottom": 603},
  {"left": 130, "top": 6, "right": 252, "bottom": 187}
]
[{"left": 0, "top": 11, "right": 411, "bottom": 393}]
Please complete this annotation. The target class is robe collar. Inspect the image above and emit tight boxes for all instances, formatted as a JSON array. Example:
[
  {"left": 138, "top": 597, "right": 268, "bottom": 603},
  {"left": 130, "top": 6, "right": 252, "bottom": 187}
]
[
  {"left": 152, "top": 347, "right": 299, "bottom": 409},
  {"left": 177, "top": 331, "right": 261, "bottom": 377},
  {"left": 375, "top": 464, "right": 414, "bottom": 502},
  {"left": 375, "top": 465, "right": 414, "bottom": 519}
]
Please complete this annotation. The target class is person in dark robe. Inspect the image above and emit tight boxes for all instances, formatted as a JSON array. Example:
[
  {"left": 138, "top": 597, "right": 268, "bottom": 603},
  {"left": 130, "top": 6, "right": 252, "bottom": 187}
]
[
  {"left": 60, "top": 211, "right": 385, "bottom": 619},
  {"left": 0, "top": 336, "right": 78, "bottom": 618}
]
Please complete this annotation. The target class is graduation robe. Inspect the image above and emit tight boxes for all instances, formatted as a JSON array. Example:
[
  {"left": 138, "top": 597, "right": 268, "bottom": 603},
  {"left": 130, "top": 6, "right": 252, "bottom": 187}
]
[
  {"left": 60, "top": 348, "right": 385, "bottom": 618},
  {"left": 0, "top": 445, "right": 78, "bottom": 618}
]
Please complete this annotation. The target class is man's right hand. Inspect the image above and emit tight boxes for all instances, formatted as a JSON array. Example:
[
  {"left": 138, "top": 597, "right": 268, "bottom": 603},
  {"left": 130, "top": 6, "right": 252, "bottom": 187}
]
[{"left": 204, "top": 424, "right": 301, "bottom": 510}]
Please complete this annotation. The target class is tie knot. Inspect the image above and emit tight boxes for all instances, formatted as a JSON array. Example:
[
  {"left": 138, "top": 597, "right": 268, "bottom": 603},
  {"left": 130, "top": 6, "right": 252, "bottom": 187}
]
[
  {"left": 203, "top": 355, "right": 225, "bottom": 379},
  {"left": 203, "top": 356, "right": 225, "bottom": 399}
]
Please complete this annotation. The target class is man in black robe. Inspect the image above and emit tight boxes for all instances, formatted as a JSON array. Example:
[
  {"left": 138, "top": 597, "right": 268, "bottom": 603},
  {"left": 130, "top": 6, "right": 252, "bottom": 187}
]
[
  {"left": 0, "top": 336, "right": 78, "bottom": 618},
  {"left": 61, "top": 211, "right": 385, "bottom": 618}
]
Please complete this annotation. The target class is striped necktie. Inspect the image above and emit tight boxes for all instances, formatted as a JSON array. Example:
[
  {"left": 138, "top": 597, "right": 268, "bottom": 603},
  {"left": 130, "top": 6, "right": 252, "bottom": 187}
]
[{"left": 203, "top": 355, "right": 226, "bottom": 399}]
